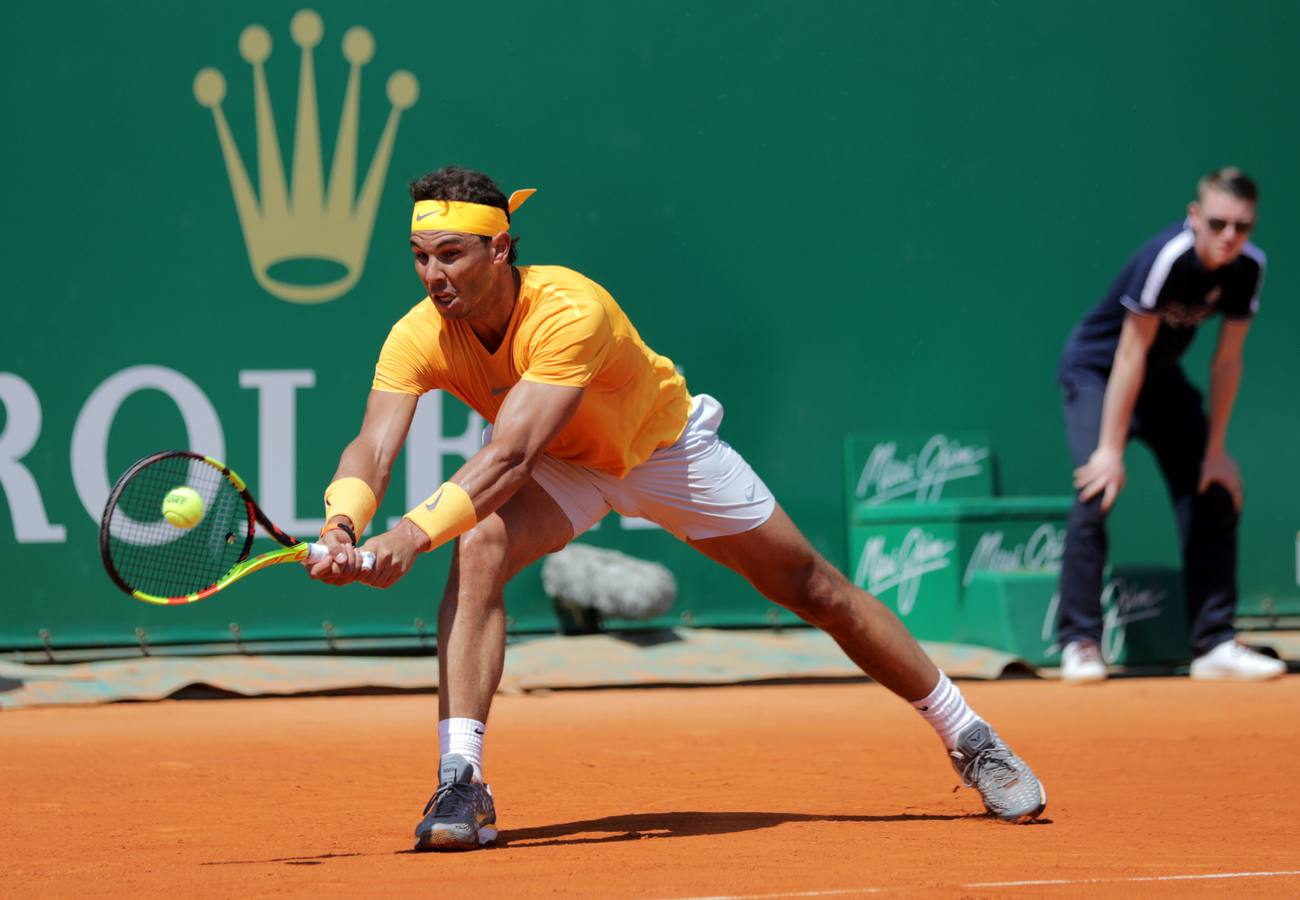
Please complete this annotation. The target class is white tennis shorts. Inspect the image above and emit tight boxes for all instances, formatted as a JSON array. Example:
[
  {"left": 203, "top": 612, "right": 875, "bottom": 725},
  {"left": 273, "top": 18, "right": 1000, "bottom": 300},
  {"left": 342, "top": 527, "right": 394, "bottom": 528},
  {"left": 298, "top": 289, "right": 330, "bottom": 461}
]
[{"left": 498, "top": 394, "right": 776, "bottom": 541}]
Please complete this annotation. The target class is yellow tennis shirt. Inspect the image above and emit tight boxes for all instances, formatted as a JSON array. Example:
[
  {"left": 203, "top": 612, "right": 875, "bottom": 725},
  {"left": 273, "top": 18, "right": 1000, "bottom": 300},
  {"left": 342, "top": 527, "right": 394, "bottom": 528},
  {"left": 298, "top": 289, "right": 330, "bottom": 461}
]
[{"left": 373, "top": 265, "right": 691, "bottom": 477}]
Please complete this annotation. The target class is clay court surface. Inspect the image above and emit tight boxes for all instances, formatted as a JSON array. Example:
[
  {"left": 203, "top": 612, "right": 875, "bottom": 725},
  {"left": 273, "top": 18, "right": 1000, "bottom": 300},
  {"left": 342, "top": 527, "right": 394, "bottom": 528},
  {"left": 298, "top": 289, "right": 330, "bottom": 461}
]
[{"left": 3, "top": 676, "right": 1298, "bottom": 898}]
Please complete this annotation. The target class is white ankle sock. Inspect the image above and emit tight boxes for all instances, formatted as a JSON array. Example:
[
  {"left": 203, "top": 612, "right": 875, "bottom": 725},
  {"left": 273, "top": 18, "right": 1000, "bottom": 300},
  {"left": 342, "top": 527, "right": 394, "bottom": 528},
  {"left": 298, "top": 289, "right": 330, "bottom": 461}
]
[
  {"left": 912, "top": 672, "right": 981, "bottom": 751},
  {"left": 439, "top": 718, "right": 486, "bottom": 782}
]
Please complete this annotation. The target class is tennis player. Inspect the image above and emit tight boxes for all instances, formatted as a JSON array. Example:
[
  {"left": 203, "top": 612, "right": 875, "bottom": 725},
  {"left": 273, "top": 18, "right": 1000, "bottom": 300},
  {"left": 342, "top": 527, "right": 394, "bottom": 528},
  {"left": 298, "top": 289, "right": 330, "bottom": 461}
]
[{"left": 307, "top": 166, "right": 1046, "bottom": 850}]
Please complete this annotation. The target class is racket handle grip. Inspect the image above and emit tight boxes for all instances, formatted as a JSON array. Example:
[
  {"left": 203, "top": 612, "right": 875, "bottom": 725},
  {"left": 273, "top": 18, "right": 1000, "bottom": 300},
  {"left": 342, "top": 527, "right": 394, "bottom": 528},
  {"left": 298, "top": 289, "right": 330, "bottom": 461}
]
[{"left": 307, "top": 542, "right": 376, "bottom": 571}]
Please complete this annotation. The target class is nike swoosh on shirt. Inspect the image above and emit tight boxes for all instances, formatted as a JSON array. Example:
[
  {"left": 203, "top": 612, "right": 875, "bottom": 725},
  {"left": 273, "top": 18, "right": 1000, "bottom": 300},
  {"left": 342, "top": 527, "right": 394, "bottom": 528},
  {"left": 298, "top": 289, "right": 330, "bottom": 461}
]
[{"left": 490, "top": 385, "right": 511, "bottom": 395}]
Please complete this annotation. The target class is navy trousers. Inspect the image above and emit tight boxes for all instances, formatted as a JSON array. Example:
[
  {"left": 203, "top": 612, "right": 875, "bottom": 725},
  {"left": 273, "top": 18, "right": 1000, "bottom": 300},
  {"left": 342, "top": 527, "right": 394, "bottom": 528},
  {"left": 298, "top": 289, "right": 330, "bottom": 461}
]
[{"left": 1056, "top": 366, "right": 1239, "bottom": 656}]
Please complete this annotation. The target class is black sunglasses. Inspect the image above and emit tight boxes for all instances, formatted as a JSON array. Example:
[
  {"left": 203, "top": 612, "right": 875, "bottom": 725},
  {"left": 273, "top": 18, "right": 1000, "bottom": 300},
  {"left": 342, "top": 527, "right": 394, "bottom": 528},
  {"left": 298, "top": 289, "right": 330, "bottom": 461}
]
[{"left": 1206, "top": 217, "right": 1254, "bottom": 235}]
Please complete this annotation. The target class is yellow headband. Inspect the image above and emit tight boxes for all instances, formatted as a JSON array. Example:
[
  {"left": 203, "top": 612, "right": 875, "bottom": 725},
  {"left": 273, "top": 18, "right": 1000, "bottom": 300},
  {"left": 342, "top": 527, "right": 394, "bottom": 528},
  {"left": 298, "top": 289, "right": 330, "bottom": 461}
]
[{"left": 411, "top": 188, "right": 536, "bottom": 236}]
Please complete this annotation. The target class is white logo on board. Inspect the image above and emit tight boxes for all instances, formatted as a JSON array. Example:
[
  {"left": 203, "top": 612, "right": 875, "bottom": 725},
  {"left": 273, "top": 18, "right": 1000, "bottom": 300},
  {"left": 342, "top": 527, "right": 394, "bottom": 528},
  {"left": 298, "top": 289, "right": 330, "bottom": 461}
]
[
  {"left": 856, "top": 434, "right": 990, "bottom": 505},
  {"left": 963, "top": 524, "right": 1066, "bottom": 586},
  {"left": 854, "top": 527, "right": 957, "bottom": 616}
]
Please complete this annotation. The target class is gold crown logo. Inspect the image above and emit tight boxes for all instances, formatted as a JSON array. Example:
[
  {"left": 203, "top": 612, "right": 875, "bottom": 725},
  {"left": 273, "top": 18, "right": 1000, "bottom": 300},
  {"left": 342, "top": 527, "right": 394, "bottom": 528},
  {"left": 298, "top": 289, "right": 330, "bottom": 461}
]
[{"left": 194, "top": 10, "right": 419, "bottom": 304}]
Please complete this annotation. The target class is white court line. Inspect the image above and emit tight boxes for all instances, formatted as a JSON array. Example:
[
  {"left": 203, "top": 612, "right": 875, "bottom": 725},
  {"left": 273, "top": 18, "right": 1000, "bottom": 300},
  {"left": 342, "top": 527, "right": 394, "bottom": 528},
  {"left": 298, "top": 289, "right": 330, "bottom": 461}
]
[
  {"left": 662, "top": 869, "right": 1300, "bottom": 900},
  {"left": 966, "top": 869, "right": 1300, "bottom": 887}
]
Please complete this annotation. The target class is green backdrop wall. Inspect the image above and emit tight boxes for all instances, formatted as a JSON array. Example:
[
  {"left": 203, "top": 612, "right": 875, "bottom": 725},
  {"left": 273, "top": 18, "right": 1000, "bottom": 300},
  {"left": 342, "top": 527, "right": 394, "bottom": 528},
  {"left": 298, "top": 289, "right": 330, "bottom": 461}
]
[{"left": 3, "top": 0, "right": 1298, "bottom": 653}]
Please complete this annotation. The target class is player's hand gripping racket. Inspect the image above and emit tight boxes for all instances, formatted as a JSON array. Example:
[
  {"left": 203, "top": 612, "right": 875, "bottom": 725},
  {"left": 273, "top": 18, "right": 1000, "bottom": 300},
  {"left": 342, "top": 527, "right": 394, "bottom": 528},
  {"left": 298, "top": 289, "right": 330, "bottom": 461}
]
[{"left": 99, "top": 450, "right": 374, "bottom": 605}]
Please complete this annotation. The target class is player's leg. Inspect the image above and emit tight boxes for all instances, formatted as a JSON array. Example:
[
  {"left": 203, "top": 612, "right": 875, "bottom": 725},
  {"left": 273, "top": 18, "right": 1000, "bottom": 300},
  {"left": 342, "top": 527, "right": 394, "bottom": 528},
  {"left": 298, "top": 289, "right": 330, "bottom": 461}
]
[
  {"left": 688, "top": 502, "right": 1046, "bottom": 822},
  {"left": 610, "top": 395, "right": 1045, "bottom": 821},
  {"left": 1138, "top": 370, "right": 1282, "bottom": 680},
  {"left": 1056, "top": 371, "right": 1112, "bottom": 682},
  {"left": 690, "top": 503, "right": 938, "bottom": 697},
  {"left": 437, "top": 479, "right": 574, "bottom": 723},
  {"left": 417, "top": 478, "right": 576, "bottom": 852}
]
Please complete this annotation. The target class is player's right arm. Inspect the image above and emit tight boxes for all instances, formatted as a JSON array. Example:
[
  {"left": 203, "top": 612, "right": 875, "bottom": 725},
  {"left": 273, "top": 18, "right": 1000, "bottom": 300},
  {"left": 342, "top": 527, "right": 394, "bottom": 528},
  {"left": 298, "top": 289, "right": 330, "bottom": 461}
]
[
  {"left": 308, "top": 389, "right": 419, "bottom": 584},
  {"left": 1074, "top": 311, "right": 1159, "bottom": 512}
]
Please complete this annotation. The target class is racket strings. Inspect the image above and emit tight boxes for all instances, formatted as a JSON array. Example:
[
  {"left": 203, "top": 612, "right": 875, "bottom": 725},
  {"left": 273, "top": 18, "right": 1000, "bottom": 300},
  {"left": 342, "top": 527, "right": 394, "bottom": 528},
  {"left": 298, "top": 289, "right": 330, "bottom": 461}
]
[{"left": 105, "top": 456, "right": 251, "bottom": 598}]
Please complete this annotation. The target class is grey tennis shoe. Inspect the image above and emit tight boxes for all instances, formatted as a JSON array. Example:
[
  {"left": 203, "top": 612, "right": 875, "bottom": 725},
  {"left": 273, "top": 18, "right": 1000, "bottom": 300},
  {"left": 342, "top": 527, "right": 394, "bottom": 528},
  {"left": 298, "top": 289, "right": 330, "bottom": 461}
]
[
  {"left": 949, "top": 722, "right": 1046, "bottom": 823},
  {"left": 413, "top": 754, "right": 498, "bottom": 851}
]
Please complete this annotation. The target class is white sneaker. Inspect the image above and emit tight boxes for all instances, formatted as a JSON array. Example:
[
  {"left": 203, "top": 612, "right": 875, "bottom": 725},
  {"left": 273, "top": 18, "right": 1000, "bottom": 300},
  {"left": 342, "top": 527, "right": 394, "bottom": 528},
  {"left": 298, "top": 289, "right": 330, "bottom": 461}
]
[
  {"left": 1061, "top": 640, "right": 1107, "bottom": 683},
  {"left": 1190, "top": 640, "right": 1286, "bottom": 681}
]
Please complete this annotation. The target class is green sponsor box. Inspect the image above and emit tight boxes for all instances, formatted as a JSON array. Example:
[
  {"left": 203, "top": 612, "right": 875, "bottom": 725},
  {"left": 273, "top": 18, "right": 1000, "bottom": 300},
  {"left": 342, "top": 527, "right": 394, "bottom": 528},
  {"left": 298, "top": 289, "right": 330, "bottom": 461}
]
[
  {"left": 962, "top": 567, "right": 1189, "bottom": 666},
  {"left": 848, "top": 498, "right": 1073, "bottom": 642}
]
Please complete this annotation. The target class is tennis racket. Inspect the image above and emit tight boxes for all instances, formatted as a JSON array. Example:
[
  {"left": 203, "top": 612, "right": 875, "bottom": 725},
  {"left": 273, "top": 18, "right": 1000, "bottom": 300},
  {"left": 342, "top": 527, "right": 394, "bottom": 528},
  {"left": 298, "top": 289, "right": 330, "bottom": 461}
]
[{"left": 99, "top": 450, "right": 374, "bottom": 605}]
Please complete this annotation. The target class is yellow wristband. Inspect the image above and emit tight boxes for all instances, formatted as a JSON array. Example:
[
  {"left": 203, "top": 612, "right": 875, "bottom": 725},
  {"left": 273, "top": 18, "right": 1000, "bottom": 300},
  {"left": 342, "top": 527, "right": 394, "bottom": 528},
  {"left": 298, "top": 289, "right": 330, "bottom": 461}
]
[
  {"left": 403, "top": 482, "right": 477, "bottom": 551},
  {"left": 323, "top": 477, "right": 378, "bottom": 536}
]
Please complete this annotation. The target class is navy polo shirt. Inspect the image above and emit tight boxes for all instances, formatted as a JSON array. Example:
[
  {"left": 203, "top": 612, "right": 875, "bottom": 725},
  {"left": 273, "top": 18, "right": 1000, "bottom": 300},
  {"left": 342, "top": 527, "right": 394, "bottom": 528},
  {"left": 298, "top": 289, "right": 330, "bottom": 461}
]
[{"left": 1060, "top": 221, "right": 1265, "bottom": 379}]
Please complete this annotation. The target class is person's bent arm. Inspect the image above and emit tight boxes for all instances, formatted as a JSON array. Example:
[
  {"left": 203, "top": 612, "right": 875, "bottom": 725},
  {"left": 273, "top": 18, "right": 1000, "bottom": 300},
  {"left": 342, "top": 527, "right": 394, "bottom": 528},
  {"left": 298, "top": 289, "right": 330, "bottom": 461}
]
[
  {"left": 1200, "top": 319, "right": 1250, "bottom": 508},
  {"left": 449, "top": 380, "right": 584, "bottom": 519},
  {"left": 1075, "top": 311, "right": 1160, "bottom": 512},
  {"left": 308, "top": 389, "right": 419, "bottom": 583},
  {"left": 358, "top": 380, "right": 584, "bottom": 588}
]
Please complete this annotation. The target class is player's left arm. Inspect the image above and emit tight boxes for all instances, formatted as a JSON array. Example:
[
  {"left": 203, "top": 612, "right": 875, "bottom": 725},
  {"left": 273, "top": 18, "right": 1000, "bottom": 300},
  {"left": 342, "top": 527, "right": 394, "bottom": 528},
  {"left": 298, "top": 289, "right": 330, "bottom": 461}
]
[
  {"left": 445, "top": 379, "right": 584, "bottom": 518},
  {"left": 1200, "top": 318, "right": 1251, "bottom": 508},
  {"left": 356, "top": 381, "right": 583, "bottom": 588}
]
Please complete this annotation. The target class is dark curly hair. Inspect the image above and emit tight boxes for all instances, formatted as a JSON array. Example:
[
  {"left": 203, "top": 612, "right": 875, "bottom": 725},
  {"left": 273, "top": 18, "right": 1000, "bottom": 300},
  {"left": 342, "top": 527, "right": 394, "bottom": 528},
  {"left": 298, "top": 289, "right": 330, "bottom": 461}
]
[{"left": 409, "top": 166, "right": 519, "bottom": 264}]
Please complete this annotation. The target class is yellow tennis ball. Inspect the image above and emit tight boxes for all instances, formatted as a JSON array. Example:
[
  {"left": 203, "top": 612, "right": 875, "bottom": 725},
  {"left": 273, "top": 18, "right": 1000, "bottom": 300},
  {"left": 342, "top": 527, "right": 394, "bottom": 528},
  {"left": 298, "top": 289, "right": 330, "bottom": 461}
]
[{"left": 162, "top": 486, "right": 205, "bottom": 529}]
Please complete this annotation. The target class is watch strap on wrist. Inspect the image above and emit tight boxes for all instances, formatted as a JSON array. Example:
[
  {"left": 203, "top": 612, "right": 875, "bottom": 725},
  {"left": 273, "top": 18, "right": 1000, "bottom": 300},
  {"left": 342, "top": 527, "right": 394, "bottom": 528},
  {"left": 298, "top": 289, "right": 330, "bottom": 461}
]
[{"left": 321, "top": 520, "right": 357, "bottom": 544}]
